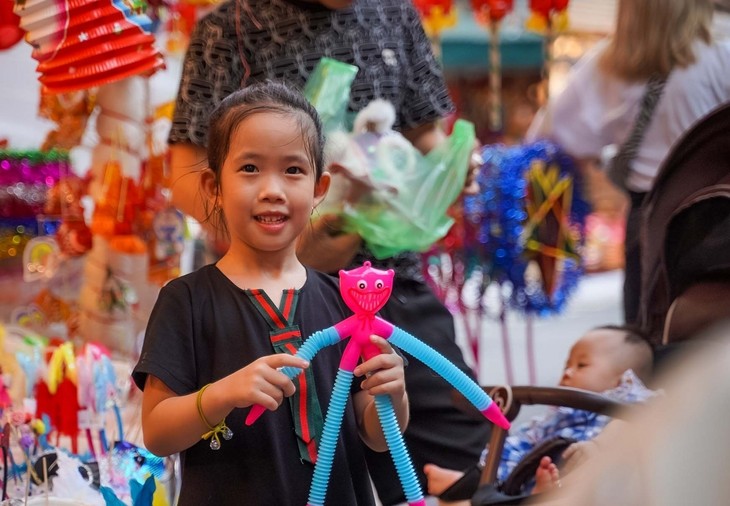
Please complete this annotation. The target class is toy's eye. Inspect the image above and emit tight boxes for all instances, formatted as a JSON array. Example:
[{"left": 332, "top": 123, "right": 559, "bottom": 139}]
[
  {"left": 375, "top": 280, "right": 384, "bottom": 289},
  {"left": 357, "top": 280, "right": 367, "bottom": 290}
]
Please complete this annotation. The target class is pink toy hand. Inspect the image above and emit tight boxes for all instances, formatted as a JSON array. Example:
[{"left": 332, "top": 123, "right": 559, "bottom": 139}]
[
  {"left": 482, "top": 402, "right": 510, "bottom": 430},
  {"left": 245, "top": 405, "right": 267, "bottom": 426}
]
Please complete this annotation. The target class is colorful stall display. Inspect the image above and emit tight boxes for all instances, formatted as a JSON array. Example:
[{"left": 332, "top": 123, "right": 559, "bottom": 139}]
[
  {"left": 0, "top": 150, "right": 69, "bottom": 275},
  {"left": 0, "top": 323, "right": 172, "bottom": 505}
]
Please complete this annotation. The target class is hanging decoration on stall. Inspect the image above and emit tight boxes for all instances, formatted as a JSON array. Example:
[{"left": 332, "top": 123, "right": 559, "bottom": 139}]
[
  {"left": 423, "top": 140, "right": 588, "bottom": 381},
  {"left": 465, "top": 140, "right": 588, "bottom": 315},
  {"left": 526, "top": 0, "right": 570, "bottom": 103},
  {"left": 13, "top": 0, "right": 164, "bottom": 93},
  {"left": 526, "top": 0, "right": 570, "bottom": 32},
  {"left": 0, "top": 149, "right": 68, "bottom": 274},
  {"left": 470, "top": 0, "right": 514, "bottom": 133},
  {"left": 413, "top": 0, "right": 457, "bottom": 57},
  {"left": 0, "top": 0, "right": 24, "bottom": 50},
  {"left": 39, "top": 88, "right": 96, "bottom": 151}
]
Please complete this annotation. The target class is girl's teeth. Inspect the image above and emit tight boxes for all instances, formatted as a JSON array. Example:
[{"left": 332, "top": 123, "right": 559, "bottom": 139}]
[{"left": 258, "top": 216, "right": 284, "bottom": 223}]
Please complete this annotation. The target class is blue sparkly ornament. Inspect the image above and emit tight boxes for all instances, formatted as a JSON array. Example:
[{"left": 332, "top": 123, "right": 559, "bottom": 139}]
[{"left": 463, "top": 140, "right": 590, "bottom": 315}]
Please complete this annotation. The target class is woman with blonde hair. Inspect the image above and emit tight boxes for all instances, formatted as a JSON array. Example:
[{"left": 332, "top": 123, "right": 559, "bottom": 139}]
[{"left": 527, "top": 0, "right": 730, "bottom": 324}]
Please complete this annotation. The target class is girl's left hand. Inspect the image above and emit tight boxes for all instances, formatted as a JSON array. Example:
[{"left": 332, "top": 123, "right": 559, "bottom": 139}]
[{"left": 354, "top": 336, "right": 406, "bottom": 400}]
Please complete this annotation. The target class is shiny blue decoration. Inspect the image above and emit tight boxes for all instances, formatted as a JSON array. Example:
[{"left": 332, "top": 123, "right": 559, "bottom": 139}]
[{"left": 463, "top": 140, "right": 590, "bottom": 315}]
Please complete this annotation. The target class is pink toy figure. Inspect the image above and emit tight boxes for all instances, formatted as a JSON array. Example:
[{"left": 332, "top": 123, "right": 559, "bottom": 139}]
[{"left": 247, "top": 262, "right": 509, "bottom": 506}]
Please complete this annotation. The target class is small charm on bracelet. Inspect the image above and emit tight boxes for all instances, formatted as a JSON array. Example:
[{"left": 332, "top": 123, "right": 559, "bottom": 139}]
[
  {"left": 222, "top": 426, "right": 233, "bottom": 440},
  {"left": 203, "top": 420, "right": 233, "bottom": 450}
]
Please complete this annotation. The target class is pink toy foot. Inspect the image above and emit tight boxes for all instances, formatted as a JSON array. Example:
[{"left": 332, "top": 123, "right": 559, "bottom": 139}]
[
  {"left": 482, "top": 402, "right": 510, "bottom": 430},
  {"left": 245, "top": 404, "right": 266, "bottom": 426},
  {"left": 408, "top": 500, "right": 427, "bottom": 506}
]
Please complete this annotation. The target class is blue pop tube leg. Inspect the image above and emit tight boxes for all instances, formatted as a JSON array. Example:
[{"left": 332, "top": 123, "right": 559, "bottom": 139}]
[
  {"left": 246, "top": 327, "right": 342, "bottom": 426},
  {"left": 373, "top": 394, "right": 424, "bottom": 505},
  {"left": 388, "top": 327, "right": 510, "bottom": 430},
  {"left": 279, "top": 326, "right": 342, "bottom": 377},
  {"left": 307, "top": 368, "right": 353, "bottom": 506}
]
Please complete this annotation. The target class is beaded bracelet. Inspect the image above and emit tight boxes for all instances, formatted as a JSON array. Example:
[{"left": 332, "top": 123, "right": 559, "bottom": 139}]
[{"left": 196, "top": 383, "right": 233, "bottom": 450}]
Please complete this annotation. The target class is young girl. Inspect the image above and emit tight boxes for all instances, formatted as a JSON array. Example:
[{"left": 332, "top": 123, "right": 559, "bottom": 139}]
[{"left": 132, "top": 82, "right": 408, "bottom": 505}]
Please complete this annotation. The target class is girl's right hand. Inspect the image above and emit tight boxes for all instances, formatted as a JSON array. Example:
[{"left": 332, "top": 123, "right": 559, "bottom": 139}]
[{"left": 226, "top": 354, "right": 309, "bottom": 412}]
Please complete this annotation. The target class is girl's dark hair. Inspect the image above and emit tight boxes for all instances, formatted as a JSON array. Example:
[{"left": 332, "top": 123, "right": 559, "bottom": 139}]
[{"left": 207, "top": 80, "right": 325, "bottom": 182}]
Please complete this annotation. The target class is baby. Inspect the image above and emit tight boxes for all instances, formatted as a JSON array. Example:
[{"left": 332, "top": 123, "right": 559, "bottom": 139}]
[{"left": 424, "top": 325, "right": 656, "bottom": 499}]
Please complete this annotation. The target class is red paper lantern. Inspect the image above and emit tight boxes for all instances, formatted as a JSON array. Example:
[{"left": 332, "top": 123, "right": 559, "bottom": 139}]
[
  {"left": 471, "top": 0, "right": 514, "bottom": 24},
  {"left": 14, "top": 0, "right": 163, "bottom": 93},
  {"left": 0, "top": 0, "right": 24, "bottom": 50},
  {"left": 527, "top": 0, "right": 570, "bottom": 32}
]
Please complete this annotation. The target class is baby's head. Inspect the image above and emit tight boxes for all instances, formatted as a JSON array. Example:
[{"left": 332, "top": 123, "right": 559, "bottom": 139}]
[{"left": 560, "top": 325, "right": 653, "bottom": 392}]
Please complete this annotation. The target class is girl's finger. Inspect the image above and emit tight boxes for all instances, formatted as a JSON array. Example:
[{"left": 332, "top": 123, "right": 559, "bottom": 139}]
[
  {"left": 369, "top": 335, "right": 393, "bottom": 353},
  {"left": 266, "top": 354, "right": 309, "bottom": 370}
]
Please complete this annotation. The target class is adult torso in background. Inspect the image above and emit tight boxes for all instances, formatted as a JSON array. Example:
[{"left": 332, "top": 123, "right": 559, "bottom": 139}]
[{"left": 169, "top": 0, "right": 453, "bottom": 147}]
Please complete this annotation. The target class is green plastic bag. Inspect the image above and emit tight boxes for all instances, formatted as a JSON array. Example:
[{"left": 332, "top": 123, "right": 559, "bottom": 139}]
[
  {"left": 342, "top": 119, "right": 475, "bottom": 259},
  {"left": 303, "top": 57, "right": 358, "bottom": 133}
]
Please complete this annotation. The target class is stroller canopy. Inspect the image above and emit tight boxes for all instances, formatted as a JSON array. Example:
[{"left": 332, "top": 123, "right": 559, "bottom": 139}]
[{"left": 640, "top": 102, "right": 730, "bottom": 343}]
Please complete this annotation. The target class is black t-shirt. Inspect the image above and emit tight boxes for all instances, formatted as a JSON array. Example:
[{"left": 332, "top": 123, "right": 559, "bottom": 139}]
[
  {"left": 168, "top": 0, "right": 454, "bottom": 147},
  {"left": 133, "top": 265, "right": 375, "bottom": 505}
]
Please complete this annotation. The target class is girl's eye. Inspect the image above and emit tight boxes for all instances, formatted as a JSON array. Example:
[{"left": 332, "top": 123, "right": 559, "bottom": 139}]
[
  {"left": 285, "top": 166, "right": 304, "bottom": 175},
  {"left": 241, "top": 164, "right": 257, "bottom": 173}
]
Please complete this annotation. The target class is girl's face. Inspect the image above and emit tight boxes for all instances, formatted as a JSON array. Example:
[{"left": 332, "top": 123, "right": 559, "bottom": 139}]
[
  {"left": 559, "top": 330, "right": 625, "bottom": 393},
  {"left": 214, "top": 111, "right": 329, "bottom": 257}
]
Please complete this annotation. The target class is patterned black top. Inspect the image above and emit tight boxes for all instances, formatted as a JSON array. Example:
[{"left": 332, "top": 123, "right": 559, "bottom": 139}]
[{"left": 169, "top": 0, "right": 454, "bottom": 148}]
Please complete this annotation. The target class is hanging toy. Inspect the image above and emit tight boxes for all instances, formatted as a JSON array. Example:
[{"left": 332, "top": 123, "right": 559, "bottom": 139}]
[
  {"left": 463, "top": 140, "right": 589, "bottom": 316},
  {"left": 0, "top": 0, "right": 24, "bottom": 50},
  {"left": 44, "top": 175, "right": 93, "bottom": 257},
  {"left": 471, "top": 0, "right": 514, "bottom": 132},
  {"left": 14, "top": 0, "right": 164, "bottom": 93},
  {"left": 413, "top": 0, "right": 457, "bottom": 40},
  {"left": 526, "top": 0, "right": 570, "bottom": 33},
  {"left": 246, "top": 262, "right": 510, "bottom": 506},
  {"left": 470, "top": 0, "right": 513, "bottom": 24},
  {"left": 35, "top": 340, "right": 81, "bottom": 453}
]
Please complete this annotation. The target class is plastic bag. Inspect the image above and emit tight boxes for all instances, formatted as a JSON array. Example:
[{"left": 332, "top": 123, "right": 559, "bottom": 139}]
[
  {"left": 342, "top": 119, "right": 475, "bottom": 259},
  {"left": 303, "top": 57, "right": 358, "bottom": 133}
]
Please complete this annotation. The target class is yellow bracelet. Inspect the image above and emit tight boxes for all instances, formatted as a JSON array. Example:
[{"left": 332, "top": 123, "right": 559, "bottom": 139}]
[{"left": 196, "top": 383, "right": 233, "bottom": 450}]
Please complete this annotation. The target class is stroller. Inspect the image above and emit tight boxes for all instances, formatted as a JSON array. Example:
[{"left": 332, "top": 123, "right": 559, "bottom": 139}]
[
  {"left": 439, "top": 384, "right": 633, "bottom": 505},
  {"left": 639, "top": 102, "right": 730, "bottom": 347}
]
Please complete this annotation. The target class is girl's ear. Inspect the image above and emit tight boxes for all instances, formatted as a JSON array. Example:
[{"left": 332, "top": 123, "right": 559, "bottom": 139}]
[
  {"left": 200, "top": 167, "right": 218, "bottom": 201},
  {"left": 312, "top": 171, "right": 331, "bottom": 208}
]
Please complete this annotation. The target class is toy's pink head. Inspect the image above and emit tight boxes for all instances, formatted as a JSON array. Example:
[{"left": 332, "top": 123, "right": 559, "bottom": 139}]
[{"left": 339, "top": 261, "right": 394, "bottom": 315}]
